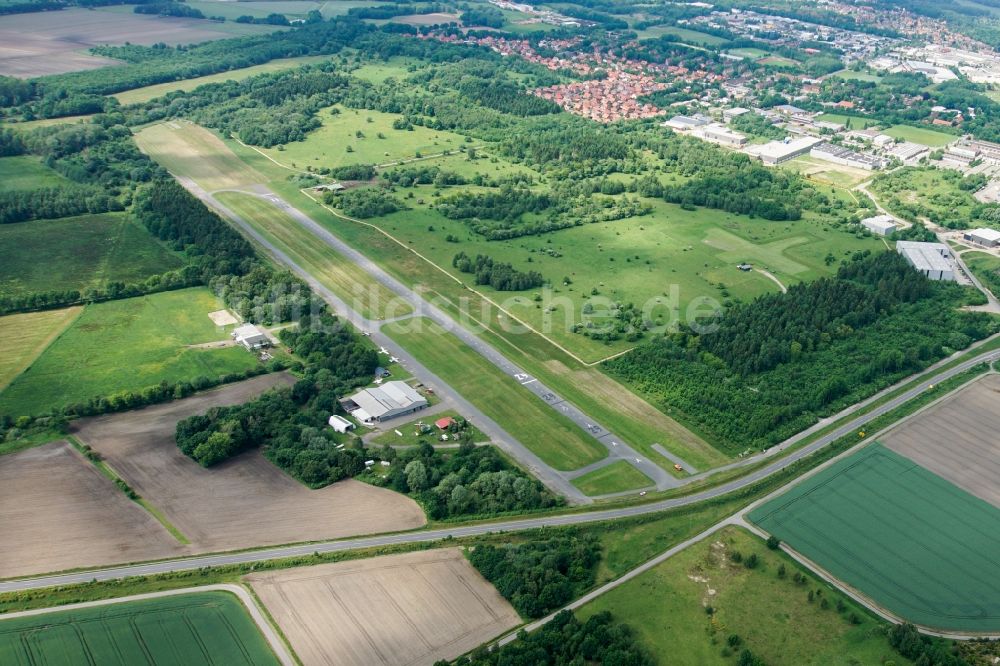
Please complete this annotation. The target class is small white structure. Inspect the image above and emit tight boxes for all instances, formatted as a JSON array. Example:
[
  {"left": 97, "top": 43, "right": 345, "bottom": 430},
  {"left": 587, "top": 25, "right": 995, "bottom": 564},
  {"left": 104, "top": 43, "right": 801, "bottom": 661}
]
[
  {"left": 897, "top": 241, "right": 956, "bottom": 281},
  {"left": 328, "top": 414, "right": 355, "bottom": 434},
  {"left": 861, "top": 214, "right": 899, "bottom": 236},
  {"left": 232, "top": 324, "right": 269, "bottom": 350},
  {"left": 964, "top": 228, "right": 1000, "bottom": 248}
]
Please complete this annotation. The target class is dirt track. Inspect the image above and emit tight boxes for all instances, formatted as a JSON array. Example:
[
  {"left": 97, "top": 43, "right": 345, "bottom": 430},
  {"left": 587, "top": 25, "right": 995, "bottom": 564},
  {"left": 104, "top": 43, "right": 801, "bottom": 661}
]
[
  {"left": 247, "top": 548, "right": 521, "bottom": 666},
  {"left": 883, "top": 373, "right": 1000, "bottom": 508},
  {"left": 72, "top": 373, "right": 426, "bottom": 553},
  {"left": 0, "top": 441, "right": 184, "bottom": 578}
]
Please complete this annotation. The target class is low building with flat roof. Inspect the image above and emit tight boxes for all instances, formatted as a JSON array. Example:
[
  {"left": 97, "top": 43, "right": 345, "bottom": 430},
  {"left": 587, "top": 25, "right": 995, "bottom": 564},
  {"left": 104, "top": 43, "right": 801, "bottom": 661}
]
[
  {"left": 811, "top": 142, "right": 888, "bottom": 170},
  {"left": 663, "top": 114, "right": 712, "bottom": 131},
  {"left": 964, "top": 228, "right": 1000, "bottom": 247},
  {"left": 861, "top": 214, "right": 898, "bottom": 236},
  {"left": 745, "top": 136, "right": 823, "bottom": 166},
  {"left": 232, "top": 324, "right": 269, "bottom": 350},
  {"left": 896, "top": 241, "right": 955, "bottom": 281},
  {"left": 723, "top": 107, "right": 750, "bottom": 122},
  {"left": 696, "top": 123, "right": 748, "bottom": 147}
]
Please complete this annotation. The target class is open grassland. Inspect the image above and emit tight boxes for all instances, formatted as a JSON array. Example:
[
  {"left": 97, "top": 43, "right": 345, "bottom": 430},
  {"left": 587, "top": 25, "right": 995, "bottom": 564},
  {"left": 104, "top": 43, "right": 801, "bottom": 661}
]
[
  {"left": 579, "top": 526, "right": 901, "bottom": 665},
  {"left": 872, "top": 166, "right": 983, "bottom": 225},
  {"left": 634, "top": 25, "right": 727, "bottom": 45},
  {"left": 0, "top": 591, "right": 278, "bottom": 666},
  {"left": 882, "top": 373, "right": 1000, "bottom": 508},
  {"left": 350, "top": 57, "right": 427, "bottom": 83},
  {"left": 257, "top": 105, "right": 472, "bottom": 170},
  {"left": 248, "top": 548, "right": 520, "bottom": 666},
  {"left": 113, "top": 55, "right": 331, "bottom": 105},
  {"left": 0, "top": 156, "right": 69, "bottom": 192},
  {"left": 370, "top": 410, "right": 488, "bottom": 447},
  {"left": 0, "top": 308, "right": 80, "bottom": 392},
  {"left": 571, "top": 460, "right": 654, "bottom": 496},
  {"left": 383, "top": 318, "right": 607, "bottom": 470},
  {"left": 0, "top": 441, "right": 184, "bottom": 578},
  {"left": 214, "top": 190, "right": 409, "bottom": 320},
  {"left": 784, "top": 156, "right": 873, "bottom": 188},
  {"left": 0, "top": 8, "right": 274, "bottom": 78},
  {"left": 749, "top": 444, "right": 1000, "bottom": 632},
  {"left": 815, "top": 112, "right": 881, "bottom": 129},
  {"left": 884, "top": 124, "right": 957, "bottom": 147},
  {"left": 73, "top": 373, "right": 426, "bottom": 553},
  {"left": 0, "top": 213, "right": 185, "bottom": 298},
  {"left": 135, "top": 121, "right": 266, "bottom": 191},
  {"left": 0, "top": 288, "right": 258, "bottom": 417},
  {"left": 963, "top": 251, "right": 1000, "bottom": 297},
  {"left": 831, "top": 70, "right": 883, "bottom": 82}
]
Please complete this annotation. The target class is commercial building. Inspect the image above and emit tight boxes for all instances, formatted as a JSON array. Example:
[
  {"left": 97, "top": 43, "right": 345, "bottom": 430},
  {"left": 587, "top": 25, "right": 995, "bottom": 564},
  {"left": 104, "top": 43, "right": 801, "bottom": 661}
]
[
  {"left": 723, "top": 107, "right": 750, "bottom": 122},
  {"left": 861, "top": 214, "right": 899, "bottom": 236},
  {"left": 232, "top": 324, "right": 270, "bottom": 350},
  {"left": 663, "top": 114, "right": 711, "bottom": 131},
  {"left": 343, "top": 381, "right": 428, "bottom": 423},
  {"left": 745, "top": 136, "right": 823, "bottom": 166},
  {"left": 697, "top": 123, "right": 748, "bottom": 147},
  {"left": 896, "top": 241, "right": 955, "bottom": 281},
  {"left": 810, "top": 142, "right": 888, "bottom": 170},
  {"left": 963, "top": 228, "right": 1000, "bottom": 248},
  {"left": 886, "top": 141, "right": 929, "bottom": 164}
]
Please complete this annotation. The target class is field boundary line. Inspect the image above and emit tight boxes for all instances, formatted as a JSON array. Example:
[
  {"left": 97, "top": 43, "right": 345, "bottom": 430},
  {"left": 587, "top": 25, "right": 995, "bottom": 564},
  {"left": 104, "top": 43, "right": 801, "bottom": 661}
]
[
  {"left": 0, "top": 305, "right": 83, "bottom": 393},
  {"left": 0, "top": 584, "right": 298, "bottom": 666}
]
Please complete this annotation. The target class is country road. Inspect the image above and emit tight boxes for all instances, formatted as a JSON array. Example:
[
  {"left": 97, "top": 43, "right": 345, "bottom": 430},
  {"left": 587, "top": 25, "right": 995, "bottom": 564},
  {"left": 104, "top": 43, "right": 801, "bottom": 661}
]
[{"left": 2, "top": 342, "right": 996, "bottom": 595}]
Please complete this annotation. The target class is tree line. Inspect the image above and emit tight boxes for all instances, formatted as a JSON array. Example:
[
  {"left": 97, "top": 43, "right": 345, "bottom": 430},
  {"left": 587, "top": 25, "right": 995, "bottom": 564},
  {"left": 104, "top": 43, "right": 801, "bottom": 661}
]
[{"left": 452, "top": 252, "right": 545, "bottom": 291}]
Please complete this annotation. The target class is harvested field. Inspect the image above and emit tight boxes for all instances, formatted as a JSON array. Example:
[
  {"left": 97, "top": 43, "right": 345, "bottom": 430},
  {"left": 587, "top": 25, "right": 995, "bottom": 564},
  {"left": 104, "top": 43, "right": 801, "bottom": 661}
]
[
  {"left": 247, "top": 548, "right": 521, "bottom": 666},
  {"left": 749, "top": 444, "right": 1000, "bottom": 632},
  {"left": 0, "top": 9, "right": 271, "bottom": 78},
  {"left": 73, "top": 374, "right": 426, "bottom": 552},
  {"left": 0, "top": 441, "right": 183, "bottom": 579},
  {"left": 882, "top": 373, "right": 1000, "bottom": 508},
  {"left": 0, "top": 307, "right": 80, "bottom": 393}
]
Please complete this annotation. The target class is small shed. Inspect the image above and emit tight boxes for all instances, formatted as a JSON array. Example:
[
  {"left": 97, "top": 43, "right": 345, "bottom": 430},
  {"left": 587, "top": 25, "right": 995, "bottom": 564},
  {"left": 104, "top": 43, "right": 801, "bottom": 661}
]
[
  {"left": 232, "top": 324, "right": 269, "bottom": 350},
  {"left": 328, "top": 414, "right": 355, "bottom": 434},
  {"left": 435, "top": 416, "right": 456, "bottom": 430}
]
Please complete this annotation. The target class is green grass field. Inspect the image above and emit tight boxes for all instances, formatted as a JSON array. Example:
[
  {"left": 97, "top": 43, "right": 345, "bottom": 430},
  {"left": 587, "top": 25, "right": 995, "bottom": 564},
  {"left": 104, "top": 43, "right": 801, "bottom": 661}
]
[
  {"left": 749, "top": 444, "right": 1000, "bottom": 632},
  {"left": 369, "top": 410, "right": 488, "bottom": 447},
  {"left": 0, "top": 156, "right": 70, "bottom": 192},
  {"left": 258, "top": 105, "right": 471, "bottom": 170},
  {"left": 383, "top": 317, "right": 607, "bottom": 471},
  {"left": 579, "top": 526, "right": 902, "bottom": 665},
  {"left": 634, "top": 25, "right": 727, "bottom": 45},
  {"left": 0, "top": 591, "right": 278, "bottom": 666},
  {"left": 815, "top": 113, "right": 881, "bottom": 129},
  {"left": 884, "top": 124, "right": 957, "bottom": 147},
  {"left": 0, "top": 308, "right": 81, "bottom": 392},
  {"left": 113, "top": 56, "right": 331, "bottom": 105},
  {"left": 214, "top": 190, "right": 410, "bottom": 321},
  {"left": 350, "top": 57, "right": 426, "bottom": 83},
  {"left": 727, "top": 47, "right": 769, "bottom": 59},
  {"left": 831, "top": 70, "right": 883, "bottom": 82},
  {"left": 962, "top": 250, "right": 1000, "bottom": 297},
  {"left": 871, "top": 166, "right": 982, "bottom": 226},
  {"left": 571, "top": 460, "right": 654, "bottom": 496},
  {"left": 0, "top": 213, "right": 185, "bottom": 298},
  {"left": 0, "top": 287, "right": 259, "bottom": 417}
]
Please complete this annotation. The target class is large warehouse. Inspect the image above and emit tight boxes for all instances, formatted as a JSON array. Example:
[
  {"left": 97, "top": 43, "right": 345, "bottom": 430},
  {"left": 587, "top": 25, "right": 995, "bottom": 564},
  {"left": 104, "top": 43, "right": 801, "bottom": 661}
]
[
  {"left": 896, "top": 241, "right": 956, "bottom": 281},
  {"left": 343, "top": 381, "right": 428, "bottom": 423}
]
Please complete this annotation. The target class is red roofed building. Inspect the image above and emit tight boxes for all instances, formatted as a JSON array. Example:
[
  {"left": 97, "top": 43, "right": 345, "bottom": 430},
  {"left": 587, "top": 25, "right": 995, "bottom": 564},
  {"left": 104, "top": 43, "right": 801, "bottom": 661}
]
[{"left": 436, "top": 416, "right": 456, "bottom": 430}]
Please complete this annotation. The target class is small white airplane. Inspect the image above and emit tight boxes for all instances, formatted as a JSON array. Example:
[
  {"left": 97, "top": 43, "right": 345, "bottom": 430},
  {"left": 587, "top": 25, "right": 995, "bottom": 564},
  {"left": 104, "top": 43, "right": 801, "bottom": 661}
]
[
  {"left": 374, "top": 378, "right": 383, "bottom": 385},
  {"left": 379, "top": 346, "right": 389, "bottom": 354},
  {"left": 389, "top": 356, "right": 400, "bottom": 364}
]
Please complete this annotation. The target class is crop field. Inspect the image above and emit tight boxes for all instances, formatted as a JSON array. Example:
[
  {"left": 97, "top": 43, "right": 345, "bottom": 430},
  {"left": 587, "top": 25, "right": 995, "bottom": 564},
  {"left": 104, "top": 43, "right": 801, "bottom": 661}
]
[
  {"left": 578, "top": 526, "right": 897, "bottom": 665},
  {"left": 73, "top": 373, "right": 426, "bottom": 552},
  {"left": 185, "top": 0, "right": 382, "bottom": 21},
  {"left": 0, "top": 308, "right": 80, "bottom": 393},
  {"left": 0, "top": 213, "right": 185, "bottom": 298},
  {"left": 247, "top": 548, "right": 521, "bottom": 666},
  {"left": 135, "top": 121, "right": 266, "bottom": 192},
  {"left": 113, "top": 55, "right": 331, "bottom": 105},
  {"left": 0, "top": 8, "right": 274, "bottom": 78},
  {"left": 884, "top": 124, "right": 957, "bottom": 147},
  {"left": 383, "top": 318, "right": 608, "bottom": 470},
  {"left": 0, "top": 441, "right": 184, "bottom": 578},
  {"left": 214, "top": 190, "right": 409, "bottom": 321},
  {"left": 0, "top": 156, "right": 69, "bottom": 192},
  {"left": 882, "top": 373, "right": 1000, "bottom": 508},
  {"left": 0, "top": 592, "right": 278, "bottom": 665},
  {"left": 749, "top": 444, "right": 1000, "bottom": 632},
  {"left": 0, "top": 288, "right": 258, "bottom": 417},
  {"left": 256, "top": 105, "right": 472, "bottom": 170},
  {"left": 571, "top": 460, "right": 654, "bottom": 496}
]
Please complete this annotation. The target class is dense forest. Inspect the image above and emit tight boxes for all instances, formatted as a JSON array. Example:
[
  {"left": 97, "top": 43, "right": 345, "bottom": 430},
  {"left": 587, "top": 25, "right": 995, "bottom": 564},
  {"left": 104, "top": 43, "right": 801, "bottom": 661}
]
[
  {"left": 606, "top": 252, "right": 999, "bottom": 452},
  {"left": 452, "top": 252, "right": 545, "bottom": 291}
]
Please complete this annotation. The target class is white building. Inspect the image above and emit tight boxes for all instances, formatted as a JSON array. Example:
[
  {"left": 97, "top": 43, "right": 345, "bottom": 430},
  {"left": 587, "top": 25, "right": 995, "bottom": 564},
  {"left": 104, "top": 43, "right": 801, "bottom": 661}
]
[
  {"left": 896, "top": 241, "right": 956, "bottom": 281},
  {"left": 887, "top": 141, "right": 929, "bottom": 164},
  {"left": 697, "top": 123, "right": 748, "bottom": 147},
  {"left": 663, "top": 114, "right": 711, "bottom": 131},
  {"left": 345, "top": 381, "right": 428, "bottom": 423},
  {"left": 328, "top": 414, "right": 355, "bottom": 434},
  {"left": 723, "top": 107, "right": 750, "bottom": 122},
  {"left": 745, "top": 136, "right": 823, "bottom": 166},
  {"left": 861, "top": 214, "right": 898, "bottom": 236},
  {"left": 964, "top": 228, "right": 1000, "bottom": 248},
  {"left": 810, "top": 142, "right": 887, "bottom": 170},
  {"left": 232, "top": 324, "right": 269, "bottom": 350}
]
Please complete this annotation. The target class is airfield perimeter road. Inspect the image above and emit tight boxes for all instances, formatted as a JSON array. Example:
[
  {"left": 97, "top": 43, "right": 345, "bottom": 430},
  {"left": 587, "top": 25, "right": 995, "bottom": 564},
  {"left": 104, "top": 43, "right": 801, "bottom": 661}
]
[{"left": 3, "top": 343, "right": 997, "bottom": 595}]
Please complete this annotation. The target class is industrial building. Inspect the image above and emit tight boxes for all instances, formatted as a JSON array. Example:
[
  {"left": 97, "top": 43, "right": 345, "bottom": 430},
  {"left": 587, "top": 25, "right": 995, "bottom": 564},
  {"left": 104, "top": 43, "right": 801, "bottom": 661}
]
[
  {"left": 232, "top": 324, "right": 270, "bottom": 350},
  {"left": 861, "top": 214, "right": 898, "bottom": 236},
  {"left": 746, "top": 136, "right": 823, "bottom": 166},
  {"left": 696, "top": 123, "right": 748, "bottom": 147},
  {"left": 964, "top": 228, "right": 1000, "bottom": 248},
  {"left": 896, "top": 241, "right": 956, "bottom": 281},
  {"left": 886, "top": 141, "right": 929, "bottom": 164},
  {"left": 810, "top": 142, "right": 888, "bottom": 170},
  {"left": 663, "top": 114, "right": 711, "bottom": 131},
  {"left": 723, "top": 107, "right": 750, "bottom": 122},
  {"left": 343, "top": 381, "right": 428, "bottom": 423}
]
